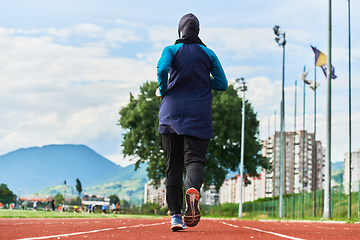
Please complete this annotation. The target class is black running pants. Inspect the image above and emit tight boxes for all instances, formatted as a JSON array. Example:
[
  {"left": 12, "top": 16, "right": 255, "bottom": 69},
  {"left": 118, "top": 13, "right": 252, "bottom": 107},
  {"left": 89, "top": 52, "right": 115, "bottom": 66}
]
[{"left": 161, "top": 133, "right": 209, "bottom": 215}]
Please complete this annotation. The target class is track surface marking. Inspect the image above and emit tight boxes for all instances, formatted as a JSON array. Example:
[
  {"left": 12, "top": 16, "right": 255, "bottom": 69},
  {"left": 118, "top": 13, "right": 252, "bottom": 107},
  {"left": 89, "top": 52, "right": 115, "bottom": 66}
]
[{"left": 1, "top": 217, "right": 359, "bottom": 239}]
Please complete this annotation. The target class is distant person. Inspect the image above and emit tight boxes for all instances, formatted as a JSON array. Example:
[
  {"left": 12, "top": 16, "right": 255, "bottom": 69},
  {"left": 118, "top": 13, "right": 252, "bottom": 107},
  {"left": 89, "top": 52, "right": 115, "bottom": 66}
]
[
  {"left": 87, "top": 204, "right": 91, "bottom": 214},
  {"left": 91, "top": 204, "right": 96, "bottom": 213},
  {"left": 102, "top": 204, "right": 107, "bottom": 214},
  {"left": 62, "top": 201, "right": 66, "bottom": 212},
  {"left": 33, "top": 201, "right": 37, "bottom": 211},
  {"left": 51, "top": 199, "right": 55, "bottom": 211},
  {"left": 156, "top": 13, "right": 228, "bottom": 231},
  {"left": 74, "top": 205, "right": 79, "bottom": 213},
  {"left": 111, "top": 203, "right": 115, "bottom": 213},
  {"left": 115, "top": 203, "right": 119, "bottom": 214}
]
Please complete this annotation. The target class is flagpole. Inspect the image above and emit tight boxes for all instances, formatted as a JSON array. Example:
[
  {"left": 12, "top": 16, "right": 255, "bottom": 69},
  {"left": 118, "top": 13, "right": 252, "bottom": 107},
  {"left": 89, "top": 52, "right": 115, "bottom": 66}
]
[
  {"left": 293, "top": 79, "right": 297, "bottom": 219},
  {"left": 273, "top": 110, "right": 276, "bottom": 217},
  {"left": 347, "top": 0, "right": 352, "bottom": 220},
  {"left": 313, "top": 66, "right": 317, "bottom": 217},
  {"left": 323, "top": 0, "right": 332, "bottom": 219},
  {"left": 267, "top": 117, "right": 270, "bottom": 217},
  {"left": 302, "top": 65, "right": 306, "bottom": 219}
]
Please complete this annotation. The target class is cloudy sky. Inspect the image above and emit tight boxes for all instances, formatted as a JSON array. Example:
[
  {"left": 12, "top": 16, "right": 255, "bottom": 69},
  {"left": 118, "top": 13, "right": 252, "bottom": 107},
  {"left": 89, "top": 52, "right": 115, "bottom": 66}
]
[{"left": 1, "top": 0, "right": 359, "bottom": 167}]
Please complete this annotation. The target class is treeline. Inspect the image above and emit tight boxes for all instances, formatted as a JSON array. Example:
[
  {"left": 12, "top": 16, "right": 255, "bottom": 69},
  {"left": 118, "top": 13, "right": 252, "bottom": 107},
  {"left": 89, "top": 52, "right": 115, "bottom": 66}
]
[{"left": 0, "top": 183, "right": 16, "bottom": 205}]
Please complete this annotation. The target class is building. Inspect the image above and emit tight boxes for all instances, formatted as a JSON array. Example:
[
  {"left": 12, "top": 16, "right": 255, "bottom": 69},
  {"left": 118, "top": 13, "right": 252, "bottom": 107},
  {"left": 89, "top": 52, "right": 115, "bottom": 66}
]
[
  {"left": 82, "top": 196, "right": 110, "bottom": 207},
  {"left": 344, "top": 149, "right": 360, "bottom": 193},
  {"left": 144, "top": 179, "right": 219, "bottom": 207},
  {"left": 219, "top": 173, "right": 265, "bottom": 204},
  {"left": 199, "top": 185, "right": 219, "bottom": 205},
  {"left": 144, "top": 179, "right": 167, "bottom": 208},
  {"left": 262, "top": 130, "right": 325, "bottom": 197}
]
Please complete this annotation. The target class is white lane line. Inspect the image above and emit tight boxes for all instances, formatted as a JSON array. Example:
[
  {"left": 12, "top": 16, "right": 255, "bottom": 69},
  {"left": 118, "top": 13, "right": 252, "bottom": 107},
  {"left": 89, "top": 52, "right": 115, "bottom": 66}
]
[
  {"left": 17, "top": 221, "right": 167, "bottom": 240},
  {"left": 243, "top": 226, "right": 306, "bottom": 240},
  {"left": 220, "top": 221, "right": 239, "bottom": 228},
  {"left": 220, "top": 221, "right": 305, "bottom": 240}
]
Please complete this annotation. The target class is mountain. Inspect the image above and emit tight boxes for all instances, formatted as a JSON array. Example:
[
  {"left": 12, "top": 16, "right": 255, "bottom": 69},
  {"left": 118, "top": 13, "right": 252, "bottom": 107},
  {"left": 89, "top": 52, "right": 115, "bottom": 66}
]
[
  {"left": 331, "top": 162, "right": 344, "bottom": 171},
  {"left": 0, "top": 144, "right": 148, "bottom": 197}
]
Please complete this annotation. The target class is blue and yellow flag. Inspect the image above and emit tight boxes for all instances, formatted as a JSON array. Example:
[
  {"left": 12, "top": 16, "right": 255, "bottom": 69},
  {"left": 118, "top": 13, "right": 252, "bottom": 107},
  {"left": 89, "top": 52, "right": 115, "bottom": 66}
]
[{"left": 311, "top": 45, "right": 337, "bottom": 79}]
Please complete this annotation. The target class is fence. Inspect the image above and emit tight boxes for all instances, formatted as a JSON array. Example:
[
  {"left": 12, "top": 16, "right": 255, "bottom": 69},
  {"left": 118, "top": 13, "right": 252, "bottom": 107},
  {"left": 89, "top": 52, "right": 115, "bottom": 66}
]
[{"left": 202, "top": 181, "right": 360, "bottom": 220}]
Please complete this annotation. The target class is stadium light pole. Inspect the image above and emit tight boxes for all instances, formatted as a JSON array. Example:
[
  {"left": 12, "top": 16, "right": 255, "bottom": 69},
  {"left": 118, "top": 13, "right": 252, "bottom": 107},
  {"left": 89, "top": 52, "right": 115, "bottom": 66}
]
[
  {"left": 273, "top": 25, "right": 286, "bottom": 218},
  {"left": 237, "top": 77, "right": 247, "bottom": 218}
]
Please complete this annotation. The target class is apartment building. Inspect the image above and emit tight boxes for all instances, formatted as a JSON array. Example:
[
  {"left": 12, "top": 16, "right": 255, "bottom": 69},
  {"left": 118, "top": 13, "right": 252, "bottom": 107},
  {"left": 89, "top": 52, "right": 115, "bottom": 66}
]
[
  {"left": 144, "top": 179, "right": 167, "bottom": 208},
  {"left": 219, "top": 173, "right": 265, "bottom": 204},
  {"left": 199, "top": 185, "right": 219, "bottom": 205},
  {"left": 144, "top": 180, "right": 219, "bottom": 207},
  {"left": 262, "top": 130, "right": 325, "bottom": 197},
  {"left": 344, "top": 149, "right": 360, "bottom": 193}
]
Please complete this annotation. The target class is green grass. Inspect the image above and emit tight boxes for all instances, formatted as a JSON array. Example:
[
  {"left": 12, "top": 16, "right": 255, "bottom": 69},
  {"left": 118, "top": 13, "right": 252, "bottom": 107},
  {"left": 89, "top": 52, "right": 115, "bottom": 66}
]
[{"left": 0, "top": 209, "right": 164, "bottom": 219}]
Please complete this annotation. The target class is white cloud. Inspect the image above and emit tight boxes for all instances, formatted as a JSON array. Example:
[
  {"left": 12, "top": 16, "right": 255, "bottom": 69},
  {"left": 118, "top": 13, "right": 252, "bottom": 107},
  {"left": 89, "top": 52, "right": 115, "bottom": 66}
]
[
  {"left": 114, "top": 19, "right": 142, "bottom": 28},
  {"left": 104, "top": 152, "right": 138, "bottom": 167},
  {"left": 1, "top": 0, "right": 360, "bottom": 169},
  {"left": 136, "top": 51, "right": 162, "bottom": 65},
  {"left": 148, "top": 26, "right": 177, "bottom": 48},
  {"left": 45, "top": 28, "right": 72, "bottom": 39},
  {"left": 225, "top": 66, "right": 271, "bottom": 79},
  {"left": 246, "top": 76, "right": 282, "bottom": 112},
  {"left": 0, "top": 26, "right": 155, "bottom": 160},
  {"left": 72, "top": 23, "right": 103, "bottom": 37},
  {"left": 201, "top": 27, "right": 277, "bottom": 59},
  {"left": 104, "top": 28, "right": 140, "bottom": 43}
]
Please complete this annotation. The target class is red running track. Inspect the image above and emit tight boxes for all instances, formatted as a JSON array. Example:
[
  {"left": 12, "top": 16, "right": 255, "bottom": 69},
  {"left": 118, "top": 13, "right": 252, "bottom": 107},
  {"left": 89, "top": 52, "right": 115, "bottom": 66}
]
[{"left": 0, "top": 217, "right": 359, "bottom": 240}]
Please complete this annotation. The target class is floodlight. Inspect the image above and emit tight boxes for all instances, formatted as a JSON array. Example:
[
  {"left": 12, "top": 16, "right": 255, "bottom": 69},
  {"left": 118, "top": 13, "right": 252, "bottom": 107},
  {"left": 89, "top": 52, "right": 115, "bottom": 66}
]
[{"left": 273, "top": 25, "right": 280, "bottom": 36}]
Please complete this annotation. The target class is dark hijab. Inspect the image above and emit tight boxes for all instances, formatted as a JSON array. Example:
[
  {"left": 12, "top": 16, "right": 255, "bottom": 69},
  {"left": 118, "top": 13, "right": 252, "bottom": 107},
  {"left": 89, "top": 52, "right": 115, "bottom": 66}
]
[{"left": 175, "top": 13, "right": 206, "bottom": 47}]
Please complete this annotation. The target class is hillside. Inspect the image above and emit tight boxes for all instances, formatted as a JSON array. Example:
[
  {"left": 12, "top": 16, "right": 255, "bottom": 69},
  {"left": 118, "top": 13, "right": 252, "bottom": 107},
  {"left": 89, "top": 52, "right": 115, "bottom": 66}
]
[
  {"left": 332, "top": 162, "right": 343, "bottom": 171},
  {"left": 0, "top": 144, "right": 148, "bottom": 198},
  {"left": 331, "top": 162, "right": 344, "bottom": 184}
]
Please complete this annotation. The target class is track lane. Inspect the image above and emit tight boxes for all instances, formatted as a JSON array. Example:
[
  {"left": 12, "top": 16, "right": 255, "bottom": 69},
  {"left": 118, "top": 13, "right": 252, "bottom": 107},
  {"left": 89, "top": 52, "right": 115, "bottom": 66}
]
[{"left": 1, "top": 217, "right": 359, "bottom": 240}]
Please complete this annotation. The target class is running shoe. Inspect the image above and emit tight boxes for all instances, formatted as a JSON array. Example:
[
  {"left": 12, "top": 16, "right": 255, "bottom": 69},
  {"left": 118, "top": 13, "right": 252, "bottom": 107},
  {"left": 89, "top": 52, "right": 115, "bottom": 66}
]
[
  {"left": 170, "top": 215, "right": 187, "bottom": 231},
  {"left": 184, "top": 187, "right": 200, "bottom": 227}
]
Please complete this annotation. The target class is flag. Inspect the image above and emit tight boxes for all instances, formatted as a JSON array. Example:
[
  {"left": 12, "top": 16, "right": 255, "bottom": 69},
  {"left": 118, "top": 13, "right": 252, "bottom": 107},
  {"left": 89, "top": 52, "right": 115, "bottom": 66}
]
[
  {"left": 298, "top": 71, "right": 309, "bottom": 82},
  {"left": 298, "top": 70, "right": 312, "bottom": 84},
  {"left": 297, "top": 70, "right": 319, "bottom": 91},
  {"left": 308, "top": 81, "right": 320, "bottom": 91},
  {"left": 311, "top": 45, "right": 337, "bottom": 79}
]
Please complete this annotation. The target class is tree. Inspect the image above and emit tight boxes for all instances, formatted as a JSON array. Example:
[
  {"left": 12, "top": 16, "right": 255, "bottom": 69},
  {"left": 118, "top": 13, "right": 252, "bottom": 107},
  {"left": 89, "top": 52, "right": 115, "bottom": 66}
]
[
  {"left": 54, "top": 193, "right": 64, "bottom": 207},
  {"left": 70, "top": 196, "right": 81, "bottom": 206},
  {"left": 118, "top": 81, "right": 164, "bottom": 186},
  {"left": 0, "top": 183, "right": 16, "bottom": 204},
  {"left": 109, "top": 194, "right": 120, "bottom": 205},
  {"left": 118, "top": 81, "right": 268, "bottom": 190},
  {"left": 75, "top": 178, "right": 82, "bottom": 197},
  {"left": 120, "top": 199, "right": 130, "bottom": 209}
]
